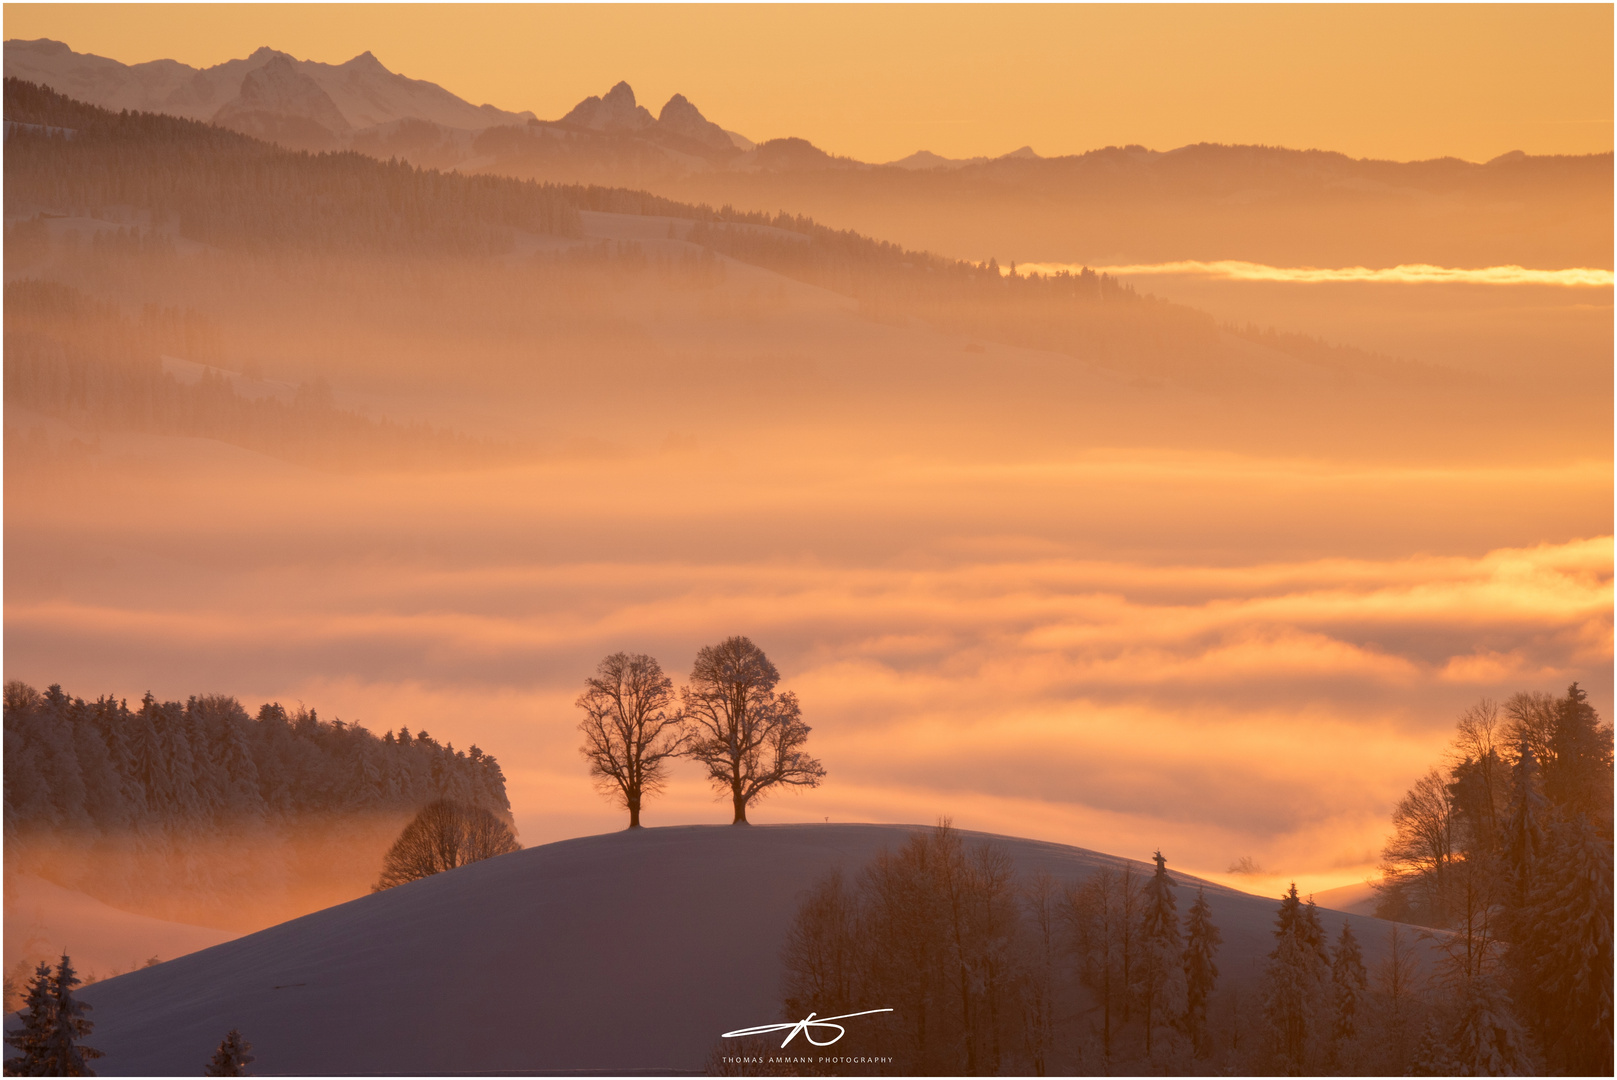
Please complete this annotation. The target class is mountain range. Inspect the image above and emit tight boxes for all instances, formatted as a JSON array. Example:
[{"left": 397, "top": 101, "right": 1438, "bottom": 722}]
[
  {"left": 2, "top": 37, "right": 1035, "bottom": 170},
  {"left": 9, "top": 36, "right": 1610, "bottom": 270},
  {"left": 4, "top": 38, "right": 536, "bottom": 149}
]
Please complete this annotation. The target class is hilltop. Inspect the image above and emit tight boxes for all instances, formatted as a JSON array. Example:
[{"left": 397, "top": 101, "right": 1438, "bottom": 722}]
[{"left": 62, "top": 824, "right": 1430, "bottom": 1075}]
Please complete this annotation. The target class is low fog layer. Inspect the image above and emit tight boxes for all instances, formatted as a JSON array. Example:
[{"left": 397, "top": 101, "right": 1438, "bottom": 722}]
[{"left": 4, "top": 82, "right": 1610, "bottom": 928}]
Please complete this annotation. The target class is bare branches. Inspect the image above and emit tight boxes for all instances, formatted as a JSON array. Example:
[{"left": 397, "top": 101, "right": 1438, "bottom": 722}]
[
  {"left": 1502, "top": 691, "right": 1557, "bottom": 766},
  {"left": 373, "top": 799, "right": 520, "bottom": 890},
  {"left": 1376, "top": 768, "right": 1456, "bottom": 925},
  {"left": 680, "top": 636, "right": 825, "bottom": 824},
  {"left": 576, "top": 652, "right": 686, "bottom": 828}
]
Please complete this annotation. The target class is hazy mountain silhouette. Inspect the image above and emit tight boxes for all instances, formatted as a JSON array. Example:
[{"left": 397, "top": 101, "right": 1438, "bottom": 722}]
[
  {"left": 560, "top": 79, "right": 654, "bottom": 134},
  {"left": 3, "top": 37, "right": 535, "bottom": 146},
  {"left": 886, "top": 145, "right": 1041, "bottom": 170},
  {"left": 656, "top": 91, "right": 744, "bottom": 153},
  {"left": 210, "top": 54, "right": 352, "bottom": 151},
  {"left": 8, "top": 38, "right": 1607, "bottom": 268},
  {"left": 551, "top": 80, "right": 749, "bottom": 160}
]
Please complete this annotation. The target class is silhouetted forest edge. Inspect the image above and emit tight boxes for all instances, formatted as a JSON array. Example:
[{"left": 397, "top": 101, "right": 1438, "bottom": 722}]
[{"left": 3, "top": 678, "right": 512, "bottom": 959}]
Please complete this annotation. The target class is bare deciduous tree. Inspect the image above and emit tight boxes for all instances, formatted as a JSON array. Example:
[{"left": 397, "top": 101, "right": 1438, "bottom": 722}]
[
  {"left": 1021, "top": 871, "right": 1060, "bottom": 1076},
  {"left": 1503, "top": 691, "right": 1557, "bottom": 767},
  {"left": 1375, "top": 768, "right": 1456, "bottom": 925},
  {"left": 680, "top": 636, "right": 825, "bottom": 824},
  {"left": 781, "top": 867, "right": 860, "bottom": 1021},
  {"left": 1066, "top": 862, "right": 1142, "bottom": 1060},
  {"left": 782, "top": 820, "right": 1026, "bottom": 1075},
  {"left": 372, "top": 799, "right": 520, "bottom": 891},
  {"left": 576, "top": 652, "right": 686, "bottom": 828}
]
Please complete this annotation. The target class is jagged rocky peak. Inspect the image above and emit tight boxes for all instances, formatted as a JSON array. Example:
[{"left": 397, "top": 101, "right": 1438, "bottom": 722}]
[
  {"left": 655, "top": 93, "right": 736, "bottom": 153},
  {"left": 211, "top": 54, "right": 352, "bottom": 151},
  {"left": 217, "top": 54, "right": 351, "bottom": 133},
  {"left": 342, "top": 50, "right": 390, "bottom": 72},
  {"left": 560, "top": 80, "right": 654, "bottom": 133}
]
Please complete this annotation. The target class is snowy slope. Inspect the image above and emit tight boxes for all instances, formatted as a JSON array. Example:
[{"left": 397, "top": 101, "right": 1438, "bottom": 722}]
[
  {"left": 61, "top": 824, "right": 1424, "bottom": 1075},
  {"left": 1312, "top": 879, "right": 1381, "bottom": 917}
]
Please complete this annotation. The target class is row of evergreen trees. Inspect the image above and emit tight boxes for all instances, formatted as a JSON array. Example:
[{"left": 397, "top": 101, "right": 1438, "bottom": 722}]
[
  {"left": 1374, "top": 683, "right": 1614, "bottom": 1075},
  {"left": 4, "top": 679, "right": 513, "bottom": 928},
  {"left": 4, "top": 680, "right": 511, "bottom": 836}
]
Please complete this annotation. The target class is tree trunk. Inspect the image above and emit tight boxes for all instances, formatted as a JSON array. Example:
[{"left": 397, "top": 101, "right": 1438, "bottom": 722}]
[
  {"left": 732, "top": 786, "right": 749, "bottom": 824},
  {"left": 628, "top": 797, "right": 641, "bottom": 829}
]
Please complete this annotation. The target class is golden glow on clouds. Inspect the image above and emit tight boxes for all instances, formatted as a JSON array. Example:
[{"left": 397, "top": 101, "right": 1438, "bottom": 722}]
[
  {"left": 9, "top": 518, "right": 1610, "bottom": 893},
  {"left": 1013, "top": 261, "right": 1617, "bottom": 287}
]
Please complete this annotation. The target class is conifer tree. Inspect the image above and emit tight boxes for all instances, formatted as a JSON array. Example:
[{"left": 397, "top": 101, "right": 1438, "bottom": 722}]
[
  {"left": 1301, "top": 897, "right": 1331, "bottom": 970},
  {"left": 1501, "top": 742, "right": 1547, "bottom": 912},
  {"left": 1181, "top": 886, "right": 1222, "bottom": 1057},
  {"left": 1543, "top": 682, "right": 1614, "bottom": 823},
  {"left": 1407, "top": 1013, "right": 1457, "bottom": 1076},
  {"left": 1328, "top": 920, "right": 1368, "bottom": 1068},
  {"left": 1527, "top": 813, "right": 1614, "bottom": 1075},
  {"left": 3, "top": 961, "right": 56, "bottom": 1075},
  {"left": 40, "top": 954, "right": 102, "bottom": 1077},
  {"left": 1446, "top": 977, "right": 1535, "bottom": 1076},
  {"left": 204, "top": 1030, "right": 254, "bottom": 1077},
  {"left": 1261, "top": 885, "right": 1330, "bottom": 1075},
  {"left": 1137, "top": 850, "right": 1182, "bottom": 1056}
]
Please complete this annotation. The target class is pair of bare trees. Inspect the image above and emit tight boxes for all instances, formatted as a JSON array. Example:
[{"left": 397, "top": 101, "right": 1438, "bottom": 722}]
[{"left": 575, "top": 636, "right": 825, "bottom": 827}]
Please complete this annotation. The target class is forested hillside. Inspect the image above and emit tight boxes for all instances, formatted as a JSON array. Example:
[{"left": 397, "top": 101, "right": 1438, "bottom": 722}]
[
  {"left": 3, "top": 679, "right": 511, "bottom": 931},
  {"left": 4, "top": 278, "right": 505, "bottom": 470},
  {"left": 683, "top": 215, "right": 1447, "bottom": 389},
  {"left": 4, "top": 77, "right": 1443, "bottom": 403},
  {"left": 3, "top": 78, "right": 580, "bottom": 255}
]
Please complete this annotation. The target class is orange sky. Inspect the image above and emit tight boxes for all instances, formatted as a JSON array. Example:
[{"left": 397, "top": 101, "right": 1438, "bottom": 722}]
[{"left": 4, "top": 3, "right": 1612, "bottom": 163}]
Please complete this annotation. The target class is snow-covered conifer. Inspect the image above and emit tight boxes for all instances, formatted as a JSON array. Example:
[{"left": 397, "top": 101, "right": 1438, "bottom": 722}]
[
  {"left": 1528, "top": 813, "right": 1613, "bottom": 1074},
  {"left": 1261, "top": 884, "right": 1330, "bottom": 1074},
  {"left": 3, "top": 960, "right": 56, "bottom": 1075},
  {"left": 1181, "top": 885, "right": 1222, "bottom": 1057},
  {"left": 203, "top": 1030, "right": 254, "bottom": 1077},
  {"left": 1328, "top": 920, "right": 1367, "bottom": 1067},
  {"left": 1137, "top": 850, "right": 1182, "bottom": 1056}
]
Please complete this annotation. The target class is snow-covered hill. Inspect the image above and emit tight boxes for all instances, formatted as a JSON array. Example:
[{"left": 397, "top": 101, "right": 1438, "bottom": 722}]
[{"left": 60, "top": 824, "right": 1426, "bottom": 1075}]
